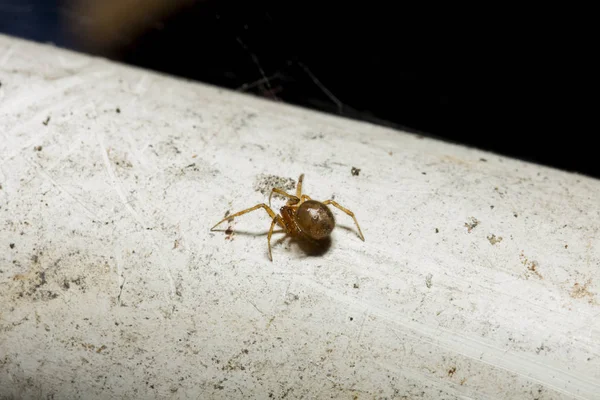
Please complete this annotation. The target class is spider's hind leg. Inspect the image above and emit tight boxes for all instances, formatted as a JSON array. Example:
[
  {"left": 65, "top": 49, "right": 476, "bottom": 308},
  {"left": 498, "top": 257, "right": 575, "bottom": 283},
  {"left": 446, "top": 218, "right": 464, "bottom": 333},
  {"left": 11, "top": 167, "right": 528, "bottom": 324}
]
[{"left": 322, "top": 200, "right": 365, "bottom": 241}]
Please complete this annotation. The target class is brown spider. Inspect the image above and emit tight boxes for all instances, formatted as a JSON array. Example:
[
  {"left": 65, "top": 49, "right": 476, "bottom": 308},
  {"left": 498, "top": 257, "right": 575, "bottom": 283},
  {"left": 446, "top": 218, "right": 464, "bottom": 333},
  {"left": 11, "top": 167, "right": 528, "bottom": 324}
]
[{"left": 211, "top": 174, "right": 365, "bottom": 261}]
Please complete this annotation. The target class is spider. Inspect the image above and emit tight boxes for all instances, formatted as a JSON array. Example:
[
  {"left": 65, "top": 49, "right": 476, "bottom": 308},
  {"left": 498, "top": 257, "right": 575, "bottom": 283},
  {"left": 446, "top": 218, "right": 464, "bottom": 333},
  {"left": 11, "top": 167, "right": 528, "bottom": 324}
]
[{"left": 211, "top": 174, "right": 365, "bottom": 261}]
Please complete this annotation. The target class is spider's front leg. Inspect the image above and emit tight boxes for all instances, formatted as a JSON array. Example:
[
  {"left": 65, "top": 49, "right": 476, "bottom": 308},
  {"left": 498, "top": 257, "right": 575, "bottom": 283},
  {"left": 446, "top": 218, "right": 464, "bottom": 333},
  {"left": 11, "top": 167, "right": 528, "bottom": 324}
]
[
  {"left": 211, "top": 203, "right": 280, "bottom": 231},
  {"left": 268, "top": 188, "right": 299, "bottom": 207},
  {"left": 296, "top": 173, "right": 305, "bottom": 197}
]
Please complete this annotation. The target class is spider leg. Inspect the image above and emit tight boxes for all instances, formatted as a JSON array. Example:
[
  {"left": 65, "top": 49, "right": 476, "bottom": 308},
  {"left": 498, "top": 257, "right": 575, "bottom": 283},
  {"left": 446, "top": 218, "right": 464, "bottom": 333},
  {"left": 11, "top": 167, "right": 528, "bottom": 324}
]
[
  {"left": 268, "top": 188, "right": 299, "bottom": 207},
  {"left": 211, "top": 203, "right": 280, "bottom": 231},
  {"left": 296, "top": 174, "right": 305, "bottom": 197},
  {"left": 267, "top": 216, "right": 286, "bottom": 261},
  {"left": 322, "top": 200, "right": 365, "bottom": 241},
  {"left": 299, "top": 194, "right": 311, "bottom": 205}
]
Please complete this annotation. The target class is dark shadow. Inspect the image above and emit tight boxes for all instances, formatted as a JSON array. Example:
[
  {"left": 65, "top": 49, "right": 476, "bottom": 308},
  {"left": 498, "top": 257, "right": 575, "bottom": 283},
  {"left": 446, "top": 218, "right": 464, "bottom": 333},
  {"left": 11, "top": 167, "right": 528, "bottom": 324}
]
[
  {"left": 213, "top": 228, "right": 332, "bottom": 257},
  {"left": 293, "top": 236, "right": 332, "bottom": 257},
  {"left": 335, "top": 225, "right": 363, "bottom": 240},
  {"left": 273, "top": 234, "right": 332, "bottom": 257}
]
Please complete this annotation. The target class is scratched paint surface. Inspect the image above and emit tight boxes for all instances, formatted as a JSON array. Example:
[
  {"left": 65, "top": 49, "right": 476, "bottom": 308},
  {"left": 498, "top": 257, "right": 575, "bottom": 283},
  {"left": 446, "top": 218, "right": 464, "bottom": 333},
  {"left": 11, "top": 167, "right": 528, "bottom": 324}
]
[{"left": 1, "top": 35, "right": 600, "bottom": 399}]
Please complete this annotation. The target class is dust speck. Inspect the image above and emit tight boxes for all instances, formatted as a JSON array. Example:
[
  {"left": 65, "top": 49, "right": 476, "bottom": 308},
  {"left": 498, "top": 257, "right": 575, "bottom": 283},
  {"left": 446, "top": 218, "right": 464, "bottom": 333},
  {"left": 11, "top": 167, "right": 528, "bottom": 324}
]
[
  {"left": 425, "top": 273, "right": 433, "bottom": 288},
  {"left": 42, "top": 117, "right": 50, "bottom": 126},
  {"left": 34, "top": 145, "right": 43, "bottom": 151},
  {"left": 535, "top": 343, "right": 549, "bottom": 354},
  {"left": 570, "top": 279, "right": 596, "bottom": 304},
  {"left": 464, "top": 217, "right": 479, "bottom": 233},
  {"left": 487, "top": 234, "right": 503, "bottom": 245},
  {"left": 351, "top": 167, "right": 361, "bottom": 176},
  {"left": 520, "top": 251, "right": 543, "bottom": 279}
]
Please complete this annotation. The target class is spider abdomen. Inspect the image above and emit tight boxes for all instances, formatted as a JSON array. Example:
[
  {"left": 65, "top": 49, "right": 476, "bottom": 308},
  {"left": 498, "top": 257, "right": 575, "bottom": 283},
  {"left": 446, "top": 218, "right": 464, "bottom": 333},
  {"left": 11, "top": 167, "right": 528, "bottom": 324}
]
[{"left": 296, "top": 200, "right": 336, "bottom": 240}]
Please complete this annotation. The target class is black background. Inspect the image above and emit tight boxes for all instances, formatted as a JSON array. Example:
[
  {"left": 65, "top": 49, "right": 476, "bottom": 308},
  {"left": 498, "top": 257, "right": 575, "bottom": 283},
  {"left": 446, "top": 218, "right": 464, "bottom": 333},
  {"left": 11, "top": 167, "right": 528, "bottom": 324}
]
[{"left": 1, "top": 1, "right": 595, "bottom": 178}]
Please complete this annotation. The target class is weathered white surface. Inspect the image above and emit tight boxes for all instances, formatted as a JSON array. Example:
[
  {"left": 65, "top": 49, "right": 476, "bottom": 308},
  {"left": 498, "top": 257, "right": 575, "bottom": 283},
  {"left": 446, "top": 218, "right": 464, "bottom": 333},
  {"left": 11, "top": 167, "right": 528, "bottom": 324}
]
[{"left": 1, "top": 34, "right": 600, "bottom": 399}]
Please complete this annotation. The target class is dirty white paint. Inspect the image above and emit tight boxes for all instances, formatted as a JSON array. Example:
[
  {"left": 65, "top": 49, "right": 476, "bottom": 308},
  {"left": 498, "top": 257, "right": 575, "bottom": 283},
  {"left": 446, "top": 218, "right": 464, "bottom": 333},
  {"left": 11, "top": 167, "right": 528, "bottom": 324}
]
[{"left": 1, "top": 34, "right": 600, "bottom": 399}]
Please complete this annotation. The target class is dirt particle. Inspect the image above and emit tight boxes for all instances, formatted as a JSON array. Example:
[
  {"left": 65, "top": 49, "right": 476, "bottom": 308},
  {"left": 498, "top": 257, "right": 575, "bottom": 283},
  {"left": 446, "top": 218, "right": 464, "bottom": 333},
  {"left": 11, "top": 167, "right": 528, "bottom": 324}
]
[
  {"left": 448, "top": 367, "right": 457, "bottom": 377},
  {"left": 35, "top": 271, "right": 47, "bottom": 287},
  {"left": 284, "top": 293, "right": 299, "bottom": 305},
  {"left": 520, "top": 252, "right": 543, "bottom": 279},
  {"left": 351, "top": 167, "right": 361, "bottom": 176},
  {"left": 479, "top": 158, "right": 487, "bottom": 162},
  {"left": 253, "top": 174, "right": 296, "bottom": 196},
  {"left": 173, "top": 239, "right": 179, "bottom": 249},
  {"left": 535, "top": 343, "right": 548, "bottom": 354},
  {"left": 464, "top": 217, "right": 479, "bottom": 233},
  {"left": 564, "top": 244, "right": 568, "bottom": 249},
  {"left": 487, "top": 234, "right": 503, "bottom": 245},
  {"left": 34, "top": 145, "right": 43, "bottom": 151},
  {"left": 353, "top": 283, "right": 359, "bottom": 289},
  {"left": 425, "top": 273, "right": 433, "bottom": 288},
  {"left": 490, "top": 205, "right": 494, "bottom": 209},
  {"left": 96, "top": 345, "right": 107, "bottom": 353},
  {"left": 570, "top": 279, "right": 596, "bottom": 303},
  {"left": 435, "top": 228, "right": 439, "bottom": 233},
  {"left": 9, "top": 243, "right": 15, "bottom": 249},
  {"left": 513, "top": 212, "right": 518, "bottom": 218},
  {"left": 349, "top": 317, "right": 353, "bottom": 321},
  {"left": 494, "top": 187, "right": 506, "bottom": 198},
  {"left": 42, "top": 117, "right": 50, "bottom": 126},
  {"left": 116, "top": 108, "right": 121, "bottom": 113},
  {"left": 528, "top": 261, "right": 541, "bottom": 278},
  {"left": 225, "top": 226, "right": 234, "bottom": 241}
]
